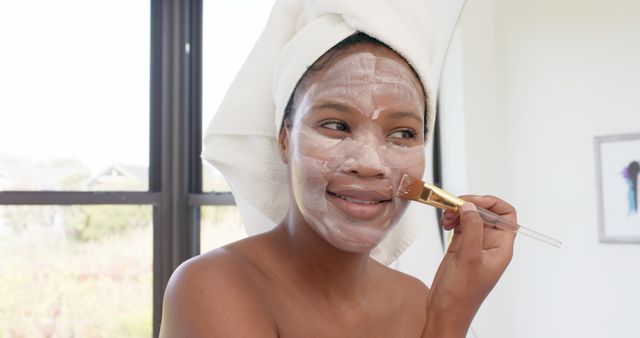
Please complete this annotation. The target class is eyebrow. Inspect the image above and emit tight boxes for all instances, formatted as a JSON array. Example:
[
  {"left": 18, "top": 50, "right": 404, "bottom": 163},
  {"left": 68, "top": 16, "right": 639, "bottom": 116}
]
[
  {"left": 387, "top": 111, "right": 423, "bottom": 124},
  {"left": 313, "top": 102, "right": 353, "bottom": 113}
]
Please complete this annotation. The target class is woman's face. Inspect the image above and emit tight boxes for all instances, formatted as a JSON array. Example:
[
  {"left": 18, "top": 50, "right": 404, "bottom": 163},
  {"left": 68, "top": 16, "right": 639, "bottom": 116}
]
[{"left": 282, "top": 45, "right": 426, "bottom": 252}]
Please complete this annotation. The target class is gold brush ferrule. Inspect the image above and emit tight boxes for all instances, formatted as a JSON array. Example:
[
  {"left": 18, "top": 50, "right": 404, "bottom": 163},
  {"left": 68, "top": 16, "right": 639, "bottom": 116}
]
[{"left": 417, "top": 183, "right": 466, "bottom": 212}]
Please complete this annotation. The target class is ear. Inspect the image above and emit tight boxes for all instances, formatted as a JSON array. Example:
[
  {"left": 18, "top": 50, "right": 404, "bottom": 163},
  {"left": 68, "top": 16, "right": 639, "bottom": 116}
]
[{"left": 277, "top": 121, "right": 290, "bottom": 164}]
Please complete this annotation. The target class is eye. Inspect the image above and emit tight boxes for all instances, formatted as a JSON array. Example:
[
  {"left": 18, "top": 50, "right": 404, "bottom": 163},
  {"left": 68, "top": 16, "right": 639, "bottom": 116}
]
[
  {"left": 320, "top": 120, "right": 350, "bottom": 132},
  {"left": 388, "top": 128, "right": 417, "bottom": 139}
]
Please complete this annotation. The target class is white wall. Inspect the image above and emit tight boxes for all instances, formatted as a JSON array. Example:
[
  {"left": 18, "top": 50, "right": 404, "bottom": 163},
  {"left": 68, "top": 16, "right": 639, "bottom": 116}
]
[{"left": 457, "top": 0, "right": 640, "bottom": 337}]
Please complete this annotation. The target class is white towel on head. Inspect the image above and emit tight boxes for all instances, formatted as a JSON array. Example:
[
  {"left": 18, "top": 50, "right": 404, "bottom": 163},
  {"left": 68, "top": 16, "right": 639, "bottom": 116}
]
[{"left": 203, "top": 0, "right": 466, "bottom": 265}]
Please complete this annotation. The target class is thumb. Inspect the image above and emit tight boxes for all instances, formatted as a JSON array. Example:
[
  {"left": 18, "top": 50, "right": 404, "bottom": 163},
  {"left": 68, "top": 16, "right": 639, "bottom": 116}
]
[{"left": 458, "top": 202, "right": 484, "bottom": 256}]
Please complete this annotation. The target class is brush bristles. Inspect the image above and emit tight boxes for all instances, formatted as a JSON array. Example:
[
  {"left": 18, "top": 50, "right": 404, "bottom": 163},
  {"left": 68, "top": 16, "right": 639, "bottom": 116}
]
[{"left": 396, "top": 174, "right": 426, "bottom": 201}]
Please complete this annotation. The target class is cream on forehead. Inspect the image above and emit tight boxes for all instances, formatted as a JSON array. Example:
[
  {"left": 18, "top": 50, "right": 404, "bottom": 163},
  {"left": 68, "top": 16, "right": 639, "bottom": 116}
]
[{"left": 300, "top": 52, "right": 424, "bottom": 120}]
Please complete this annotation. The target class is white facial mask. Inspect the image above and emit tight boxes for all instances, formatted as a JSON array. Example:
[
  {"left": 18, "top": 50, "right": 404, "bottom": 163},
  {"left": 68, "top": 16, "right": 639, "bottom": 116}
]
[{"left": 288, "top": 52, "right": 426, "bottom": 252}]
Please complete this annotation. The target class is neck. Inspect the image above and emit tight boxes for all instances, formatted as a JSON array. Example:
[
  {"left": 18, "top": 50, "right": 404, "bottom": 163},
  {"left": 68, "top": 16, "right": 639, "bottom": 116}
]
[{"left": 272, "top": 211, "right": 373, "bottom": 304}]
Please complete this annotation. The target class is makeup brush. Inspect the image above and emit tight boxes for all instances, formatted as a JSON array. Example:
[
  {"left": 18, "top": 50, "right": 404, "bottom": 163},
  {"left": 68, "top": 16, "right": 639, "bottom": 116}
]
[{"left": 396, "top": 174, "right": 561, "bottom": 247}]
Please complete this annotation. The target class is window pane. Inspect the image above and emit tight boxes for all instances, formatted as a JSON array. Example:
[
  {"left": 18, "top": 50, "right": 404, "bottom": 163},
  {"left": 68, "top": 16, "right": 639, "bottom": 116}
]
[
  {"left": 0, "top": 205, "right": 152, "bottom": 336},
  {"left": 200, "top": 206, "right": 247, "bottom": 253},
  {"left": 0, "top": 1, "right": 150, "bottom": 191},
  {"left": 201, "top": 0, "right": 275, "bottom": 192}
]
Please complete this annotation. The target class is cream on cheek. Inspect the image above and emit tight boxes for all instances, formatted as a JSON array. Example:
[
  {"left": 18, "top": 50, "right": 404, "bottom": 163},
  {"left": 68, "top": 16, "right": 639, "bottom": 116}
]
[{"left": 288, "top": 53, "right": 426, "bottom": 252}]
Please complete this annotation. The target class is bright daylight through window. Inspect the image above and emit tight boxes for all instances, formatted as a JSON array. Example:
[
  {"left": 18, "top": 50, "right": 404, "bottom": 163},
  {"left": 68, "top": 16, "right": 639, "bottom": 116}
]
[{"left": 0, "top": 0, "right": 151, "bottom": 336}]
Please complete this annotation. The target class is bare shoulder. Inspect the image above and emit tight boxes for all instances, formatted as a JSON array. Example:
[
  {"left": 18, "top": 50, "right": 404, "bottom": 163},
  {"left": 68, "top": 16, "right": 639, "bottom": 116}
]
[
  {"left": 159, "top": 237, "right": 278, "bottom": 338},
  {"left": 371, "top": 260, "right": 430, "bottom": 323}
]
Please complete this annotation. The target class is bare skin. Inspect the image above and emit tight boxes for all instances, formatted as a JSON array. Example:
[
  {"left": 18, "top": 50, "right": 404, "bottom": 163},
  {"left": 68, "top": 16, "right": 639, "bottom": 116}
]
[
  {"left": 159, "top": 43, "right": 516, "bottom": 338},
  {"left": 160, "top": 220, "right": 430, "bottom": 338}
]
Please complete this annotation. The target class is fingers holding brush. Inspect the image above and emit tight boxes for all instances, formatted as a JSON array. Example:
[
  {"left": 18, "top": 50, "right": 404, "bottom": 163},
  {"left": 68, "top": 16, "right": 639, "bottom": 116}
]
[
  {"left": 463, "top": 195, "right": 517, "bottom": 254},
  {"left": 440, "top": 195, "right": 517, "bottom": 255},
  {"left": 440, "top": 195, "right": 517, "bottom": 229},
  {"left": 463, "top": 194, "right": 517, "bottom": 223}
]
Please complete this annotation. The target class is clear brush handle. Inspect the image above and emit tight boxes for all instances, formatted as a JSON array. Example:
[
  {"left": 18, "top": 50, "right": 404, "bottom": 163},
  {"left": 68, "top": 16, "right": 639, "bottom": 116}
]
[{"left": 476, "top": 207, "right": 562, "bottom": 248}]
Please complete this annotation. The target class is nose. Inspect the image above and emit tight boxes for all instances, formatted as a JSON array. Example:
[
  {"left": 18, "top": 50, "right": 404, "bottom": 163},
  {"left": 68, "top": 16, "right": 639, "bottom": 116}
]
[{"left": 341, "top": 144, "right": 391, "bottom": 178}]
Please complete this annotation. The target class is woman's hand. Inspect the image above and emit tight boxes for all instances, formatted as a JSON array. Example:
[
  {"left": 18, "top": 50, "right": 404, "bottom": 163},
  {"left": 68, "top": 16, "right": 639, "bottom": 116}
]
[{"left": 422, "top": 195, "right": 517, "bottom": 338}]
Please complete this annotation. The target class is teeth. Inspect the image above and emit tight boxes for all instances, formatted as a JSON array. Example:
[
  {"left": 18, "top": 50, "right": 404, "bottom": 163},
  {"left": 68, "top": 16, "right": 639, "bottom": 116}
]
[{"left": 333, "top": 193, "right": 384, "bottom": 205}]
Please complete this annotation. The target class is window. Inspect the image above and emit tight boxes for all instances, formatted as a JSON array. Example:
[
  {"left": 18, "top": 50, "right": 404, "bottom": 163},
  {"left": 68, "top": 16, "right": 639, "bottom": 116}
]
[
  {"left": 0, "top": 0, "right": 154, "bottom": 336},
  {"left": 0, "top": 1, "right": 277, "bottom": 336}
]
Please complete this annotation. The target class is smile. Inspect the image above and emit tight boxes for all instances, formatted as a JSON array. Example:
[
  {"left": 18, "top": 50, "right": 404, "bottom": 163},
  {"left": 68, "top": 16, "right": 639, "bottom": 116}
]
[
  {"left": 327, "top": 191, "right": 391, "bottom": 204},
  {"left": 326, "top": 189, "right": 392, "bottom": 220}
]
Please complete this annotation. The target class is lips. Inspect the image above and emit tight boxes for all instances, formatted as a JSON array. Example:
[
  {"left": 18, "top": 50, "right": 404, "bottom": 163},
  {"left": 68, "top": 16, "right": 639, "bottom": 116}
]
[
  {"left": 327, "top": 190, "right": 391, "bottom": 203},
  {"left": 326, "top": 187, "right": 393, "bottom": 220},
  {"left": 329, "top": 192, "right": 388, "bottom": 204}
]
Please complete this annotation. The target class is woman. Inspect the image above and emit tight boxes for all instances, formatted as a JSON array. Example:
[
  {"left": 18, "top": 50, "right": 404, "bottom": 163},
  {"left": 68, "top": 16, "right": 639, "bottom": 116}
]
[{"left": 160, "top": 1, "right": 516, "bottom": 337}]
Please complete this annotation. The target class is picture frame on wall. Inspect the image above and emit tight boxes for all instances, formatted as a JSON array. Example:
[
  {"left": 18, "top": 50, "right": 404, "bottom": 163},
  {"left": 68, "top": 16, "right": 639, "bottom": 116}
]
[{"left": 595, "top": 133, "right": 640, "bottom": 243}]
